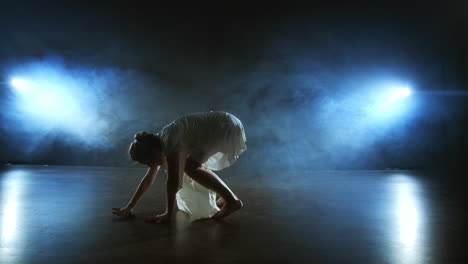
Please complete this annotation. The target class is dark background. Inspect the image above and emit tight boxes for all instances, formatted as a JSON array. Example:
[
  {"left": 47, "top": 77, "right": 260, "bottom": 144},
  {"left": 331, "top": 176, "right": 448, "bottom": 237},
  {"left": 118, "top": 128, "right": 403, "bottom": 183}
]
[{"left": 0, "top": 2, "right": 466, "bottom": 172}]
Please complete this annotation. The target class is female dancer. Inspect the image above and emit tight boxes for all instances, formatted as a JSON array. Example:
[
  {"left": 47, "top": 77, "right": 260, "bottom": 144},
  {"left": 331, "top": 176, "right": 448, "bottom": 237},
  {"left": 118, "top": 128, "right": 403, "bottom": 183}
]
[{"left": 112, "top": 111, "right": 247, "bottom": 223}]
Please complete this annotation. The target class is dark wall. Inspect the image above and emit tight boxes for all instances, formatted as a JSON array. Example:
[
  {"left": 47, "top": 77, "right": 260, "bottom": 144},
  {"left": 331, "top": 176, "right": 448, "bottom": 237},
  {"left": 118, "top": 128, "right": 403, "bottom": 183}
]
[{"left": 0, "top": 3, "right": 466, "bottom": 170}]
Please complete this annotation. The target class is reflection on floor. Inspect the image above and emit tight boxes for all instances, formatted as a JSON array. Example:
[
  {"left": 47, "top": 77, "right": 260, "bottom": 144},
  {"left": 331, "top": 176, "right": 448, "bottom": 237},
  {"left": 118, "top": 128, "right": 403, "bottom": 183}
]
[{"left": 0, "top": 165, "right": 466, "bottom": 264}]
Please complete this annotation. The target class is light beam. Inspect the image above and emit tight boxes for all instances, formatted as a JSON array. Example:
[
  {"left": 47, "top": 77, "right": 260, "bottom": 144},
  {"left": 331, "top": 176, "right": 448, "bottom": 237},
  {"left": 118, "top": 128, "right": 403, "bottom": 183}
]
[{"left": 10, "top": 78, "right": 31, "bottom": 92}]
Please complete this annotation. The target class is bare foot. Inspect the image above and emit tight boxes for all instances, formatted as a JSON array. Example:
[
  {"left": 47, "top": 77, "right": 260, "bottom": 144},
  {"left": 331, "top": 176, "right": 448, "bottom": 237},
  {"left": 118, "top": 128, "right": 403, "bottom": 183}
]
[
  {"left": 212, "top": 199, "right": 243, "bottom": 219},
  {"left": 216, "top": 198, "right": 225, "bottom": 208}
]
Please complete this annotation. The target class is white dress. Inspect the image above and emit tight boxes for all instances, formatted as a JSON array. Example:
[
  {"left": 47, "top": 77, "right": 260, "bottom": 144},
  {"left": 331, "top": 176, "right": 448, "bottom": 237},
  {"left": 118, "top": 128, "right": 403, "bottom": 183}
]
[{"left": 158, "top": 111, "right": 247, "bottom": 220}]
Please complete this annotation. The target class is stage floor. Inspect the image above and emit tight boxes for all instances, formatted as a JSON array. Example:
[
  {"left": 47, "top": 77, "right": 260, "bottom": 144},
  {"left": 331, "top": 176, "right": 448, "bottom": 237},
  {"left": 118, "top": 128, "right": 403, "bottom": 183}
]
[{"left": 0, "top": 165, "right": 466, "bottom": 264}]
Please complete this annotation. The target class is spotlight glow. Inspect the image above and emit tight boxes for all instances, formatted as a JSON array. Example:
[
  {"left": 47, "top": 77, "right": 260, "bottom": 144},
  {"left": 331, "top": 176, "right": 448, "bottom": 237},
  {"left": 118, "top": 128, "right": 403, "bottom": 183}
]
[
  {"left": 8, "top": 72, "right": 93, "bottom": 136},
  {"left": 366, "top": 83, "right": 414, "bottom": 119},
  {"left": 5, "top": 59, "right": 120, "bottom": 148},
  {"left": 12, "top": 78, "right": 82, "bottom": 127},
  {"left": 10, "top": 78, "right": 31, "bottom": 92},
  {"left": 388, "top": 87, "right": 412, "bottom": 103}
]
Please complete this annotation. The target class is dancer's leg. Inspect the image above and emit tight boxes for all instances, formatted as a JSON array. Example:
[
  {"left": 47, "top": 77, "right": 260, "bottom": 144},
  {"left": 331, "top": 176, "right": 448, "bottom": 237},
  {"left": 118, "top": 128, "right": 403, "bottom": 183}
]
[{"left": 184, "top": 157, "right": 242, "bottom": 218}]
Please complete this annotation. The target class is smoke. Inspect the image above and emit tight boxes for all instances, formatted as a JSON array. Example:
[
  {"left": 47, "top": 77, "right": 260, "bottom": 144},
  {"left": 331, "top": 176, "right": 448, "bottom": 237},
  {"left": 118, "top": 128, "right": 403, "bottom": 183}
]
[
  {"left": 225, "top": 65, "right": 422, "bottom": 170},
  {"left": 0, "top": 7, "right": 464, "bottom": 169},
  {"left": 205, "top": 27, "right": 452, "bottom": 171},
  {"left": 1, "top": 56, "right": 174, "bottom": 162}
]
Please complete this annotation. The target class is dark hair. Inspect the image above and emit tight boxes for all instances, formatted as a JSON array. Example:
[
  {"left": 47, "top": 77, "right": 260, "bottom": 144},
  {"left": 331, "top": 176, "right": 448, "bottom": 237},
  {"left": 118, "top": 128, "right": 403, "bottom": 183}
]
[{"left": 128, "top": 131, "right": 162, "bottom": 163}]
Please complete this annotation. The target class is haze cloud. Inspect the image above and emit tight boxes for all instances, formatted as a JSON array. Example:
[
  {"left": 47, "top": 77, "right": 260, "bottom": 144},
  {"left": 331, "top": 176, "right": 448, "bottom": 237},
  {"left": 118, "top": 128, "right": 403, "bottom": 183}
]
[{"left": 0, "top": 5, "right": 464, "bottom": 170}]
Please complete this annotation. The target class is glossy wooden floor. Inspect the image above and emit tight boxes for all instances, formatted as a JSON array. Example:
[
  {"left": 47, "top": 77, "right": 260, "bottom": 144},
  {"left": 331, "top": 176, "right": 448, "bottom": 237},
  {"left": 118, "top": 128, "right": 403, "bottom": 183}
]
[{"left": 0, "top": 165, "right": 466, "bottom": 264}]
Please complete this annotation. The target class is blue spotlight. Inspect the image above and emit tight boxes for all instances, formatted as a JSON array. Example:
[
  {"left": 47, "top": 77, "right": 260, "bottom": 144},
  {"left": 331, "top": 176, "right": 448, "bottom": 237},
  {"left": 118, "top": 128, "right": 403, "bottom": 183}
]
[
  {"left": 387, "top": 87, "right": 412, "bottom": 104},
  {"left": 6, "top": 59, "right": 114, "bottom": 148},
  {"left": 8, "top": 75, "right": 81, "bottom": 127},
  {"left": 10, "top": 78, "right": 31, "bottom": 92},
  {"left": 367, "top": 84, "right": 413, "bottom": 119}
]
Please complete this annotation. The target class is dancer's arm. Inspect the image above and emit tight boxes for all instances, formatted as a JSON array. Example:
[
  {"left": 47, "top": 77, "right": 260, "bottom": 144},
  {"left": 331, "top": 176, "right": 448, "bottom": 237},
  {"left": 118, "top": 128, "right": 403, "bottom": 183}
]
[
  {"left": 145, "top": 153, "right": 179, "bottom": 223},
  {"left": 127, "top": 165, "right": 160, "bottom": 208},
  {"left": 164, "top": 153, "right": 180, "bottom": 217},
  {"left": 112, "top": 165, "right": 159, "bottom": 216}
]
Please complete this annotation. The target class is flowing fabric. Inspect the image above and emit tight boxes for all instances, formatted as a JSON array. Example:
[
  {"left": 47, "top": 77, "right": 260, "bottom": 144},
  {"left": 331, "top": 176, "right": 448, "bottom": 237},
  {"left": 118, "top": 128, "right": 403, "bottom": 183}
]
[{"left": 159, "top": 111, "right": 247, "bottom": 220}]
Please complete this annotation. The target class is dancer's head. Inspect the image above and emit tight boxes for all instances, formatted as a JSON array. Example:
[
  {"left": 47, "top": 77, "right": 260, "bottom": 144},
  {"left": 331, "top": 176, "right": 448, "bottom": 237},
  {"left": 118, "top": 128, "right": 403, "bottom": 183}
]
[{"left": 128, "top": 131, "right": 164, "bottom": 166}]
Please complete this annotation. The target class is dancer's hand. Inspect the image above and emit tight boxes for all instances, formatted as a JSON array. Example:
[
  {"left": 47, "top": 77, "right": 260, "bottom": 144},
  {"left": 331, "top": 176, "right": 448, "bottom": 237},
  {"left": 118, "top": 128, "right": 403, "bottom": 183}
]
[
  {"left": 112, "top": 206, "right": 135, "bottom": 217},
  {"left": 145, "top": 212, "right": 171, "bottom": 224}
]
